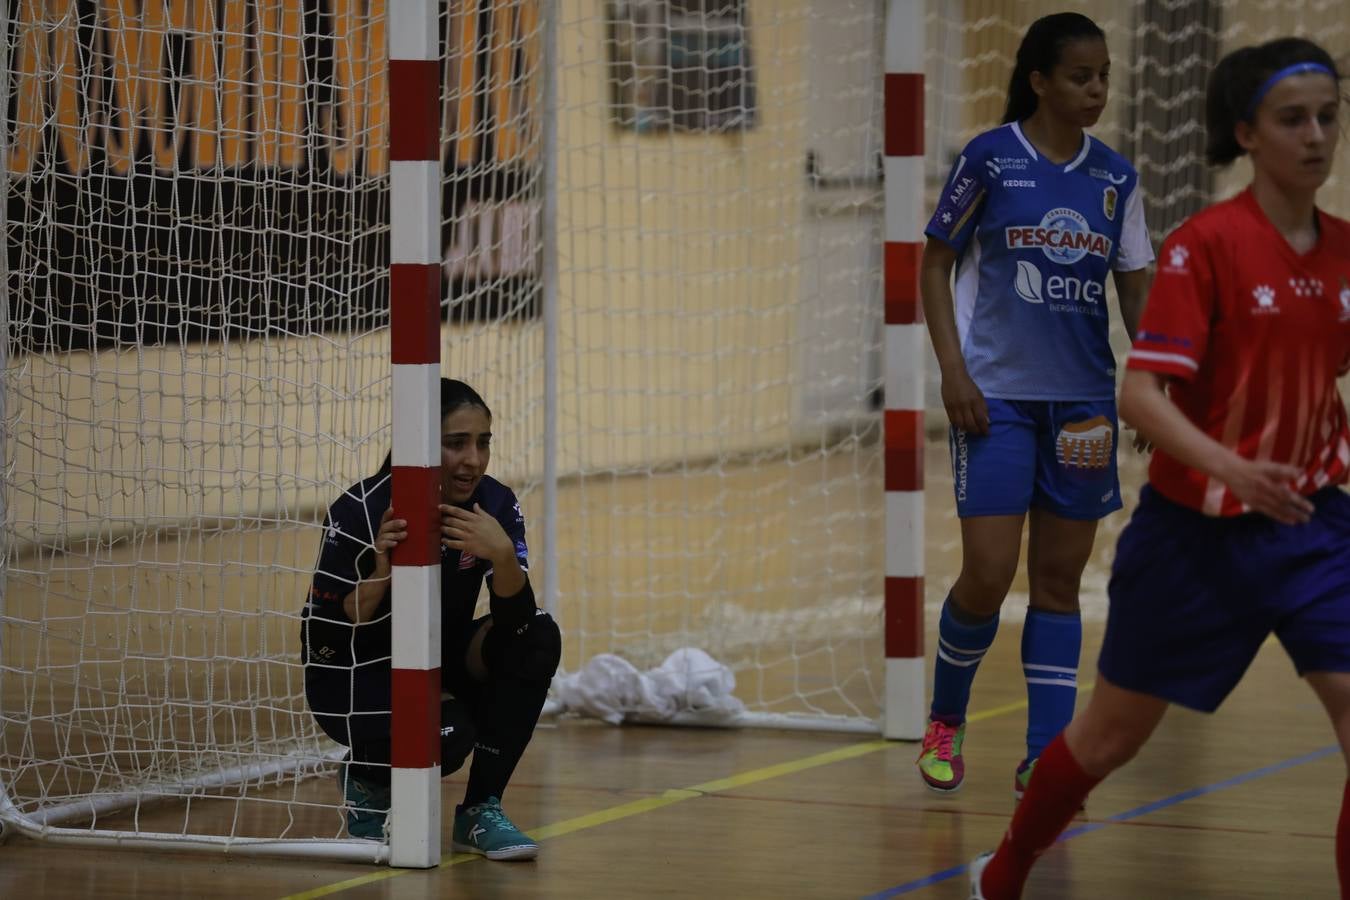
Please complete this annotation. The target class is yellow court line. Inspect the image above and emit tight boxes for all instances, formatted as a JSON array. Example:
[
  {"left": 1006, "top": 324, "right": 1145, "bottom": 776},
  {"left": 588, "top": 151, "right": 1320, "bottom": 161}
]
[
  {"left": 967, "top": 681, "right": 1095, "bottom": 726},
  {"left": 280, "top": 684, "right": 1094, "bottom": 899}
]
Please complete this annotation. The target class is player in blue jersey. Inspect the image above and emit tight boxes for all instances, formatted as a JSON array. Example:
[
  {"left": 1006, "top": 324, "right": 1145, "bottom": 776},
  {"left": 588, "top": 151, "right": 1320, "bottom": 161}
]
[
  {"left": 915, "top": 12, "right": 1154, "bottom": 797},
  {"left": 302, "top": 378, "right": 560, "bottom": 859}
]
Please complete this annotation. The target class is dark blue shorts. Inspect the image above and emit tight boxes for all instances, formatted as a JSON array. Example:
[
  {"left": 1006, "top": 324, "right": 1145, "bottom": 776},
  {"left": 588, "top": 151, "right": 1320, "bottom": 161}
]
[
  {"left": 950, "top": 398, "right": 1122, "bottom": 520},
  {"left": 305, "top": 614, "right": 492, "bottom": 745},
  {"left": 1098, "top": 485, "right": 1350, "bottom": 712}
]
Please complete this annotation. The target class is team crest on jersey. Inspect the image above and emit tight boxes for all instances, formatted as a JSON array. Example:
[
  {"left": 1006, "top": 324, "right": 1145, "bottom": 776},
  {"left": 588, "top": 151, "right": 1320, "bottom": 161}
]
[
  {"left": 1289, "top": 276, "right": 1324, "bottom": 298},
  {"left": 1005, "top": 208, "right": 1113, "bottom": 265},
  {"left": 1103, "top": 186, "right": 1118, "bottom": 221}
]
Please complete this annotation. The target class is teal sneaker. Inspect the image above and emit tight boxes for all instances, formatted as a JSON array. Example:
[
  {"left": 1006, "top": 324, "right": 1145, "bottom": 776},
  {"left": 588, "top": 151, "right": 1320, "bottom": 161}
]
[
  {"left": 452, "top": 797, "right": 538, "bottom": 861},
  {"left": 338, "top": 761, "right": 390, "bottom": 841}
]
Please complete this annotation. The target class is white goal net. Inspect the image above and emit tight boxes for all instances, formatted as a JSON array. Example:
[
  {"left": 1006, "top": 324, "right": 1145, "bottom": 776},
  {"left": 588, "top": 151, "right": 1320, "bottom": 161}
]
[{"left": 0, "top": 0, "right": 1344, "bottom": 859}]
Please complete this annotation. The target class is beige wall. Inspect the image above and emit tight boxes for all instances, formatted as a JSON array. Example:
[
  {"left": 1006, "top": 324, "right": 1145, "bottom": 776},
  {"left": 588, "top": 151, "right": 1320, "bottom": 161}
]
[
  {"left": 10, "top": 0, "right": 1350, "bottom": 554},
  {"left": 6, "top": 324, "right": 557, "bottom": 551},
  {"left": 7, "top": 0, "right": 862, "bottom": 552},
  {"left": 550, "top": 0, "right": 822, "bottom": 474}
]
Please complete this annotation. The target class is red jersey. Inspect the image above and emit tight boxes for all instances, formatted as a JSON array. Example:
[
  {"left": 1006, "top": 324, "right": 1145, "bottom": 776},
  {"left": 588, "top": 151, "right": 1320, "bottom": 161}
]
[{"left": 1127, "top": 188, "right": 1350, "bottom": 516}]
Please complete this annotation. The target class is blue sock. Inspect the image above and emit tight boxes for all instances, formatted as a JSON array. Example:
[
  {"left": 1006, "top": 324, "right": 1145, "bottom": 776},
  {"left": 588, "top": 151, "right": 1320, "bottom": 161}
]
[
  {"left": 929, "top": 595, "right": 1000, "bottom": 723},
  {"left": 1021, "top": 608, "right": 1082, "bottom": 763}
]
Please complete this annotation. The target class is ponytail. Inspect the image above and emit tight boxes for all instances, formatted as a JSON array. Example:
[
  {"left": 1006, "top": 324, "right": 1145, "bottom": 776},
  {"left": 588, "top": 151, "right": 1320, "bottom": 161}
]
[
  {"left": 1001, "top": 13, "right": 1106, "bottom": 124},
  {"left": 1205, "top": 37, "right": 1341, "bottom": 166}
]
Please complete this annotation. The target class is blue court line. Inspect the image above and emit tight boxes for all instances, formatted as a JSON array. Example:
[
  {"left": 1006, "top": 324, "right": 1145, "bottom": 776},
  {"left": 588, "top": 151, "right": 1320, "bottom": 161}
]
[{"left": 862, "top": 743, "right": 1339, "bottom": 898}]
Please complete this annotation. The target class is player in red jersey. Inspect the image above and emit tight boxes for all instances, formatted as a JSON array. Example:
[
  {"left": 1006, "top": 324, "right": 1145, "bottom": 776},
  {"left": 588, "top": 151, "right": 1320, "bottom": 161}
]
[{"left": 969, "top": 36, "right": 1350, "bottom": 900}]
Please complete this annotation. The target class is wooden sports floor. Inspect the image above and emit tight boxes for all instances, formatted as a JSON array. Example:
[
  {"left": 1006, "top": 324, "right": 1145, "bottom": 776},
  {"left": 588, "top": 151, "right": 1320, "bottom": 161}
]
[{"left": 1, "top": 442, "right": 1345, "bottom": 899}]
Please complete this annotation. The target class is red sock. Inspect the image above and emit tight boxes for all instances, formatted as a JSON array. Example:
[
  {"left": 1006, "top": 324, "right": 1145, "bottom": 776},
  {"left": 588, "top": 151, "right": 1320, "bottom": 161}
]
[
  {"left": 978, "top": 733, "right": 1102, "bottom": 900},
  {"left": 1338, "top": 781, "right": 1350, "bottom": 899}
]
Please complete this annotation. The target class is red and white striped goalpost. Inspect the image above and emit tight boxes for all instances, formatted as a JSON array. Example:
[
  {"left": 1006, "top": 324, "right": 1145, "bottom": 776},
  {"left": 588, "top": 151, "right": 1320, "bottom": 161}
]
[
  {"left": 883, "top": 0, "right": 927, "bottom": 742},
  {"left": 382, "top": 11, "right": 922, "bottom": 856},
  {"left": 388, "top": 0, "right": 443, "bottom": 869}
]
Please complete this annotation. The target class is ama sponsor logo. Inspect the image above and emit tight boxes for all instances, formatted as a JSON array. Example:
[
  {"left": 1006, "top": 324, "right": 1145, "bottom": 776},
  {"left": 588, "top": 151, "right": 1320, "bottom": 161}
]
[
  {"left": 948, "top": 174, "right": 977, "bottom": 207},
  {"left": 934, "top": 162, "right": 982, "bottom": 235},
  {"left": 1005, "top": 208, "right": 1113, "bottom": 265}
]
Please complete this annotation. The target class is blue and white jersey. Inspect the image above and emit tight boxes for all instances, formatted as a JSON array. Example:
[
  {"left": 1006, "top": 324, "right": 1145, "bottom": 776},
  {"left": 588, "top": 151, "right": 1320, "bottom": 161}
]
[{"left": 926, "top": 122, "right": 1153, "bottom": 401}]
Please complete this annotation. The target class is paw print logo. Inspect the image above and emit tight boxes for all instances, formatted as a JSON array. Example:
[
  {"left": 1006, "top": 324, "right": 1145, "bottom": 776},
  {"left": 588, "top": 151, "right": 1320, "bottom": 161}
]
[
  {"left": 1253, "top": 284, "right": 1276, "bottom": 308},
  {"left": 1167, "top": 245, "right": 1189, "bottom": 270}
]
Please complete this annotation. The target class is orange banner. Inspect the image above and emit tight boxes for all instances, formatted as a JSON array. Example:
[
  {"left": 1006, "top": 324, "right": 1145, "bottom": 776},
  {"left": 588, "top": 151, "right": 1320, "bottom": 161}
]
[{"left": 6, "top": 0, "right": 538, "bottom": 178}]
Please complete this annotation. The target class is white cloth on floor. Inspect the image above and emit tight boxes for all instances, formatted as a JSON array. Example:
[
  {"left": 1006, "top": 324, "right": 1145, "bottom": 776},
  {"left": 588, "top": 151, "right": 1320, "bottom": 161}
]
[{"left": 551, "top": 648, "right": 745, "bottom": 725}]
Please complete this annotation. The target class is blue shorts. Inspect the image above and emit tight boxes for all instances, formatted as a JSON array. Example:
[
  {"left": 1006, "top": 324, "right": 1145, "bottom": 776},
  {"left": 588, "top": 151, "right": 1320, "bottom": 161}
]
[
  {"left": 1099, "top": 485, "right": 1350, "bottom": 713},
  {"left": 949, "top": 398, "right": 1122, "bottom": 520}
]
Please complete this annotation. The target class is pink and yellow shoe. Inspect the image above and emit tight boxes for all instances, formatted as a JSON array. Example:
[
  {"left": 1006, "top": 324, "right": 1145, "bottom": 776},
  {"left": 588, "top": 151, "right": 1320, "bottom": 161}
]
[{"left": 916, "top": 718, "right": 966, "bottom": 793}]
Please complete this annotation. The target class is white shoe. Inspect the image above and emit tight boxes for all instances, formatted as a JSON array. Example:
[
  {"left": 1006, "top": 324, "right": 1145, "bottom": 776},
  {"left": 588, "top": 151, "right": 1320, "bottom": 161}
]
[{"left": 968, "top": 851, "right": 993, "bottom": 899}]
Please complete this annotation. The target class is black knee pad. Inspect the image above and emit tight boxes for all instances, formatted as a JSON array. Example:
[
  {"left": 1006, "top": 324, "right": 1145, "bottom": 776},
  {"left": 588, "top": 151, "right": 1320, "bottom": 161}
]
[
  {"left": 481, "top": 610, "right": 562, "bottom": 682},
  {"left": 439, "top": 696, "right": 476, "bottom": 774}
]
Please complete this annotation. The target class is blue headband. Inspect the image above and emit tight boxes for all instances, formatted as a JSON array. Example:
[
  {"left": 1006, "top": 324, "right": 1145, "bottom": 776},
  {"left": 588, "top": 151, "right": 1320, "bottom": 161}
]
[{"left": 1246, "top": 61, "right": 1337, "bottom": 119}]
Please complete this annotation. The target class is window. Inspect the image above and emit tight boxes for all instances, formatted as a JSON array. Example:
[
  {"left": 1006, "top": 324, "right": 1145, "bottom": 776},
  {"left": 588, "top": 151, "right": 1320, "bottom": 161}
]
[{"left": 607, "top": 0, "right": 756, "bottom": 133}]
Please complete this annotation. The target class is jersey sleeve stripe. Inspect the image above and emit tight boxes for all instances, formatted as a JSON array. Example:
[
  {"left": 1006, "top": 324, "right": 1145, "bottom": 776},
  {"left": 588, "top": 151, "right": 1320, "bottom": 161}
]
[
  {"left": 946, "top": 189, "right": 985, "bottom": 239},
  {"left": 1114, "top": 184, "right": 1154, "bottom": 271},
  {"left": 1127, "top": 349, "right": 1200, "bottom": 372},
  {"left": 948, "top": 153, "right": 967, "bottom": 185}
]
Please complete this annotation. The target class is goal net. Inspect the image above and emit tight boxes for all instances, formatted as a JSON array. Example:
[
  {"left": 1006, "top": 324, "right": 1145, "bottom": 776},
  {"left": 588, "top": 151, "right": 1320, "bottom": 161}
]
[{"left": 0, "top": 0, "right": 1345, "bottom": 860}]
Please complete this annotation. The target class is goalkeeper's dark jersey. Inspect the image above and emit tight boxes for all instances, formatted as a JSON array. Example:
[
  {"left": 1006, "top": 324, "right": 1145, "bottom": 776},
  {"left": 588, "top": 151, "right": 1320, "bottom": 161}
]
[{"left": 301, "top": 471, "right": 528, "bottom": 670}]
